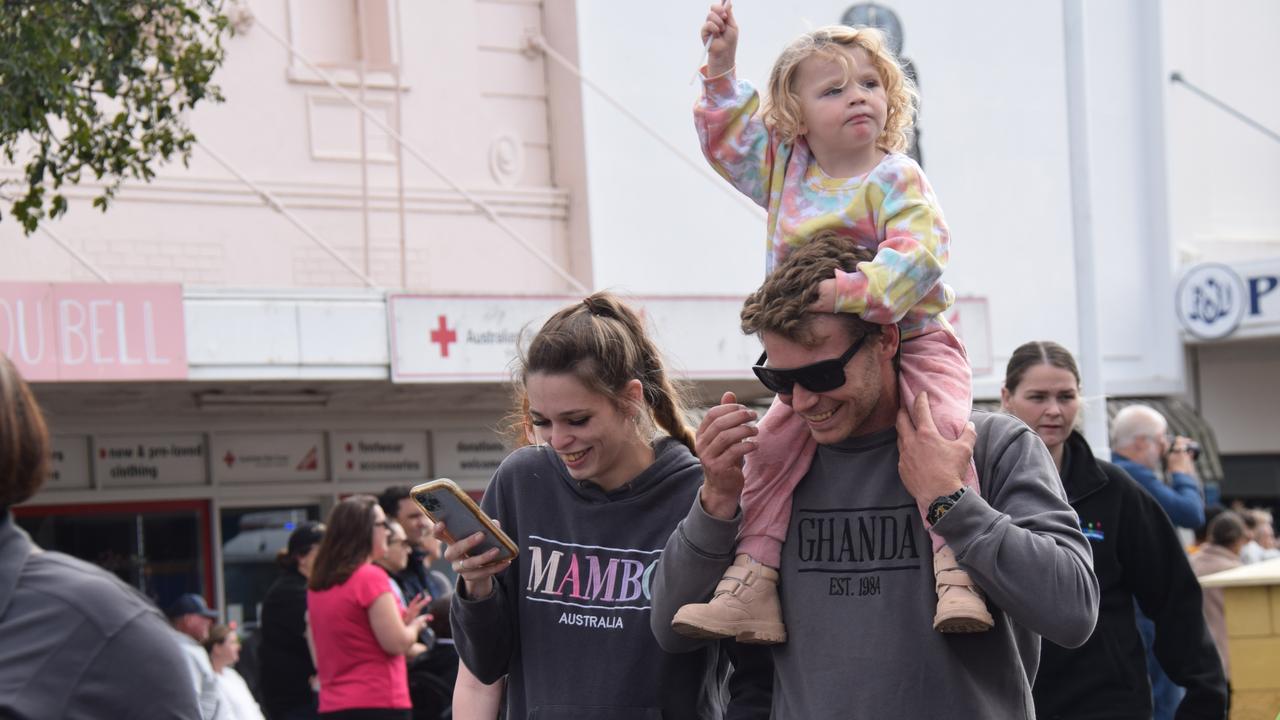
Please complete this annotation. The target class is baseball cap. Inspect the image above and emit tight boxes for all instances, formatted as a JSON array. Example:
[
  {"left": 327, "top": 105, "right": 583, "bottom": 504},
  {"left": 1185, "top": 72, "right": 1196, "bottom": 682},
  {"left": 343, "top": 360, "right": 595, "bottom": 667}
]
[{"left": 167, "top": 593, "right": 219, "bottom": 620}]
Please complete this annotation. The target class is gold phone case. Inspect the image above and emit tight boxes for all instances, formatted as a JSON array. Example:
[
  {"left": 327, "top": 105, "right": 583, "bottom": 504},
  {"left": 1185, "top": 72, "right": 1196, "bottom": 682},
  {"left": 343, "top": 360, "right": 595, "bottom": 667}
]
[{"left": 409, "top": 478, "right": 518, "bottom": 561}]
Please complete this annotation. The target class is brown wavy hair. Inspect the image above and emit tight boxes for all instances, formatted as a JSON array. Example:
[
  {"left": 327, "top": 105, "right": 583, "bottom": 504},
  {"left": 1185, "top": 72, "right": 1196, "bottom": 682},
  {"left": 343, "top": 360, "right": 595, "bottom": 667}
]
[
  {"left": 0, "top": 354, "right": 50, "bottom": 509},
  {"left": 309, "top": 495, "right": 378, "bottom": 591},
  {"left": 505, "top": 292, "right": 696, "bottom": 454},
  {"left": 764, "top": 25, "right": 918, "bottom": 151},
  {"left": 741, "top": 232, "right": 878, "bottom": 346}
]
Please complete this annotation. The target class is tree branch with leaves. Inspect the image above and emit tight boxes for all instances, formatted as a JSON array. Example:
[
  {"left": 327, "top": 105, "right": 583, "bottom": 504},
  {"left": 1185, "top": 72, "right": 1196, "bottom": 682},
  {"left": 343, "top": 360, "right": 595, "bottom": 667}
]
[{"left": 0, "top": 0, "right": 232, "bottom": 233}]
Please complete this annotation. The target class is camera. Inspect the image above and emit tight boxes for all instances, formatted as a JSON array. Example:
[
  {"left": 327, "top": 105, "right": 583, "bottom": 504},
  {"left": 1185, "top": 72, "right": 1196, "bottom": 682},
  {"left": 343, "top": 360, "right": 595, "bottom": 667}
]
[{"left": 1169, "top": 440, "right": 1201, "bottom": 461}]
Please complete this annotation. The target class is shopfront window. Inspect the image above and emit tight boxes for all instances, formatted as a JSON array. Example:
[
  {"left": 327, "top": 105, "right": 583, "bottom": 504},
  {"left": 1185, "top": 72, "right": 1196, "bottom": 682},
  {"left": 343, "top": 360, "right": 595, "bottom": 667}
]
[
  {"left": 220, "top": 505, "right": 321, "bottom": 628},
  {"left": 15, "top": 500, "right": 211, "bottom": 613}
]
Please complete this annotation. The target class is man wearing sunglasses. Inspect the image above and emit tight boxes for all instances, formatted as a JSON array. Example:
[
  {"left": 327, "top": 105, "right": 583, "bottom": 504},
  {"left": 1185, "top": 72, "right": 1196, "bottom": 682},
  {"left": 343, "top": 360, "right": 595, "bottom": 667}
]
[{"left": 651, "top": 236, "right": 1099, "bottom": 718}]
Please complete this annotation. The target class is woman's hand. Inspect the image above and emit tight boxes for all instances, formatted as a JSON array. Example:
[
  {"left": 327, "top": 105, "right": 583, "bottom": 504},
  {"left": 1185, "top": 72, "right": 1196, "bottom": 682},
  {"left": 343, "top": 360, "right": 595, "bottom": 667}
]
[
  {"left": 410, "top": 610, "right": 431, "bottom": 637},
  {"left": 436, "top": 520, "right": 512, "bottom": 600},
  {"left": 402, "top": 591, "right": 430, "bottom": 622},
  {"left": 702, "top": 2, "right": 738, "bottom": 77}
]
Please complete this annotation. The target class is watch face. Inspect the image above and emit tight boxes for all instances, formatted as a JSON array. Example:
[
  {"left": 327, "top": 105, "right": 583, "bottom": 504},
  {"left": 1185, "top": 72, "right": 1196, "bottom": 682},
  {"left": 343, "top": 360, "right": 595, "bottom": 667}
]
[{"left": 841, "top": 3, "right": 905, "bottom": 55}]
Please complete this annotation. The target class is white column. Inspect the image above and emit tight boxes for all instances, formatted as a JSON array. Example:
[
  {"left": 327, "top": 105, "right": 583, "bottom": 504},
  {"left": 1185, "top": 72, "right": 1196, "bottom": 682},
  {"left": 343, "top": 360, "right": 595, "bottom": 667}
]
[{"left": 1062, "top": 0, "right": 1110, "bottom": 456}]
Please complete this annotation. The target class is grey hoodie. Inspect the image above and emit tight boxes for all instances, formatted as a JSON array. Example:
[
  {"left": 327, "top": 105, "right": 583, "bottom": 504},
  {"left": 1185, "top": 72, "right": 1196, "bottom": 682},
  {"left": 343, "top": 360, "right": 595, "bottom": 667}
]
[
  {"left": 651, "top": 411, "right": 1099, "bottom": 719},
  {"left": 452, "top": 437, "right": 741, "bottom": 719}
]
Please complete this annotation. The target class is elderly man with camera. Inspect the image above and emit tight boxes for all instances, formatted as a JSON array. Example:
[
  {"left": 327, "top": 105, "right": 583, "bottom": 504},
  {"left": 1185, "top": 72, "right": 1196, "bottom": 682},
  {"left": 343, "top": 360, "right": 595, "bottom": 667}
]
[
  {"left": 1110, "top": 404, "right": 1211, "bottom": 720},
  {"left": 1111, "top": 405, "right": 1205, "bottom": 531}
]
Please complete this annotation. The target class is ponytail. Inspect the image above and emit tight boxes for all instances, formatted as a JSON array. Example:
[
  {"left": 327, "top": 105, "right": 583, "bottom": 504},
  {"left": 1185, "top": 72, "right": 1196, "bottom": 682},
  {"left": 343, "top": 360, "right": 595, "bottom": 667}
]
[{"left": 512, "top": 292, "right": 697, "bottom": 455}]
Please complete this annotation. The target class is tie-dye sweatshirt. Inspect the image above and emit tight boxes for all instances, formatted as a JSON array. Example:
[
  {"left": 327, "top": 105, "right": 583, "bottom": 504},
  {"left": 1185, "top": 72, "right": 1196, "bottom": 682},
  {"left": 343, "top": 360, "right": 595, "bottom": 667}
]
[{"left": 696, "top": 70, "right": 954, "bottom": 339}]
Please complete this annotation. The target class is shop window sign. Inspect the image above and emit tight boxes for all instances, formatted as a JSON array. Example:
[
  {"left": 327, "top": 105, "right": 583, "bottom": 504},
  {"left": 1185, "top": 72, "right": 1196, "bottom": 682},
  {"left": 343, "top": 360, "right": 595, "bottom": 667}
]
[
  {"left": 1177, "top": 261, "right": 1280, "bottom": 340},
  {"left": 0, "top": 282, "right": 187, "bottom": 381}
]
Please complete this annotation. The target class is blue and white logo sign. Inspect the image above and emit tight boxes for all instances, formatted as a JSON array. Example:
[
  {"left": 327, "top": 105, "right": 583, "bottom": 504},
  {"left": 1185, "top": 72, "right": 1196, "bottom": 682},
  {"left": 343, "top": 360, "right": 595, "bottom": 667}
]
[{"left": 1176, "top": 263, "right": 1246, "bottom": 340}]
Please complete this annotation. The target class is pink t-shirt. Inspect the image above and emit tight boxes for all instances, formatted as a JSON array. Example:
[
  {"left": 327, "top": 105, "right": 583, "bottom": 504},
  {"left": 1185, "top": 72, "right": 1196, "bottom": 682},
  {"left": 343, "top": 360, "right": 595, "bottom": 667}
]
[{"left": 307, "top": 563, "right": 410, "bottom": 712}]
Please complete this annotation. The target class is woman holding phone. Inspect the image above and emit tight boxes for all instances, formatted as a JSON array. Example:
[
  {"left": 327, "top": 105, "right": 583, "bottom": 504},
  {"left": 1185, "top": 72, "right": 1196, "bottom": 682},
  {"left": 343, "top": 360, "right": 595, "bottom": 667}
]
[
  {"left": 308, "top": 495, "right": 431, "bottom": 720},
  {"left": 439, "top": 292, "right": 770, "bottom": 719}
]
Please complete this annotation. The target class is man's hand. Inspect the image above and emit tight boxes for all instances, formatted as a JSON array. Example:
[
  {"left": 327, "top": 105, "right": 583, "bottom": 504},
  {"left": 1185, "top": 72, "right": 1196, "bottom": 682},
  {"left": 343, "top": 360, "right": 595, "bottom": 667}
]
[
  {"left": 896, "top": 391, "right": 975, "bottom": 510},
  {"left": 1166, "top": 436, "right": 1198, "bottom": 476},
  {"left": 696, "top": 391, "right": 758, "bottom": 520}
]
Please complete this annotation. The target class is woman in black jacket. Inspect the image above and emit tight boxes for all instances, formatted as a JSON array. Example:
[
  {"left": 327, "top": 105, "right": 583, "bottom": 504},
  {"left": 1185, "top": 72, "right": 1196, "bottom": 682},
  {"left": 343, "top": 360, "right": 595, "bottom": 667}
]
[
  {"left": 1001, "top": 341, "right": 1226, "bottom": 719},
  {"left": 258, "top": 521, "right": 325, "bottom": 720}
]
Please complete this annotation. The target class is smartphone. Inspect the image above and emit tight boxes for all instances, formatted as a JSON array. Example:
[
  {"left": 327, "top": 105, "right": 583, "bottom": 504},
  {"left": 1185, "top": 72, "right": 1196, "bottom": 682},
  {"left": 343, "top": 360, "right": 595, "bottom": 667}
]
[{"left": 410, "top": 479, "right": 518, "bottom": 562}]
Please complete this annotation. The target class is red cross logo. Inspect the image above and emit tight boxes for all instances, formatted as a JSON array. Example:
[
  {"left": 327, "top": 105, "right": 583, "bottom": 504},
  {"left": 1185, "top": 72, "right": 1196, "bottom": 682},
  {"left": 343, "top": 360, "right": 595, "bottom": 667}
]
[{"left": 430, "top": 315, "right": 458, "bottom": 358}]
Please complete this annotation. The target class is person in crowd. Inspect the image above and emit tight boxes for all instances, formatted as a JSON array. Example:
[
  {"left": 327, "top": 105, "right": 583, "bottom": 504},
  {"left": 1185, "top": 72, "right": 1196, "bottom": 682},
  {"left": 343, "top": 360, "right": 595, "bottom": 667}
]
[
  {"left": 441, "top": 292, "right": 773, "bottom": 718},
  {"left": 1111, "top": 405, "right": 1205, "bottom": 531},
  {"left": 206, "top": 624, "right": 267, "bottom": 720},
  {"left": 169, "top": 593, "right": 224, "bottom": 720},
  {"left": 1189, "top": 510, "right": 1247, "bottom": 683},
  {"left": 1111, "top": 404, "right": 1209, "bottom": 718},
  {"left": 308, "top": 495, "right": 430, "bottom": 720},
  {"left": 377, "top": 518, "right": 459, "bottom": 720},
  {"left": 379, "top": 486, "right": 453, "bottom": 602},
  {"left": 259, "top": 521, "right": 325, "bottom": 720},
  {"left": 1190, "top": 505, "right": 1228, "bottom": 555},
  {"left": 650, "top": 238, "right": 1099, "bottom": 717},
  {"left": 1239, "top": 508, "right": 1280, "bottom": 563},
  {"left": 374, "top": 519, "right": 422, "bottom": 616},
  {"left": 679, "top": 0, "right": 990, "bottom": 644},
  {"left": 0, "top": 353, "right": 201, "bottom": 718},
  {"left": 412, "top": 592, "right": 461, "bottom": 720},
  {"left": 376, "top": 498, "right": 455, "bottom": 719},
  {"left": 1000, "top": 340, "right": 1227, "bottom": 719}
]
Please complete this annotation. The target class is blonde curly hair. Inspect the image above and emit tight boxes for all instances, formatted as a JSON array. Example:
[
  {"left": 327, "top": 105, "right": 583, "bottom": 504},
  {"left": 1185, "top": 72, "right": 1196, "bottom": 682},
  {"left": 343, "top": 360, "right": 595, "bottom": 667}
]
[{"left": 763, "top": 25, "right": 918, "bottom": 152}]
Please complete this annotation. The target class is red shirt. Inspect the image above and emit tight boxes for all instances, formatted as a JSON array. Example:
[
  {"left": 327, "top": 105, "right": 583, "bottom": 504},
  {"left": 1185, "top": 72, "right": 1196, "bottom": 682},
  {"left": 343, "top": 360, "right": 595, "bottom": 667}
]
[{"left": 307, "top": 563, "right": 410, "bottom": 712}]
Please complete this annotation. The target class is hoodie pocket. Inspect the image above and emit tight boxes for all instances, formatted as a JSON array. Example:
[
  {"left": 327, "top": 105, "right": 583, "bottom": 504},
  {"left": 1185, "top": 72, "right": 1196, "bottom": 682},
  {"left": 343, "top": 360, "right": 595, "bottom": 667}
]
[{"left": 529, "top": 706, "right": 663, "bottom": 720}]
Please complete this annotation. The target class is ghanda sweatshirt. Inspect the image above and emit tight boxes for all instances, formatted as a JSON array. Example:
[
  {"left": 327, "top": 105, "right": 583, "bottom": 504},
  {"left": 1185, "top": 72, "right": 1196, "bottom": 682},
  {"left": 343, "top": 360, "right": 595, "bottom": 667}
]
[
  {"left": 451, "top": 437, "right": 728, "bottom": 719},
  {"left": 651, "top": 411, "right": 1101, "bottom": 719}
]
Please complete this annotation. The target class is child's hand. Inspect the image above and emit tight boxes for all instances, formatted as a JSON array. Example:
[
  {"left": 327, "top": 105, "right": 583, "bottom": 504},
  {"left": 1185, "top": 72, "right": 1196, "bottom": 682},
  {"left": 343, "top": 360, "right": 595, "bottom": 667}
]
[
  {"left": 809, "top": 278, "right": 837, "bottom": 314},
  {"left": 701, "top": 2, "right": 738, "bottom": 77}
]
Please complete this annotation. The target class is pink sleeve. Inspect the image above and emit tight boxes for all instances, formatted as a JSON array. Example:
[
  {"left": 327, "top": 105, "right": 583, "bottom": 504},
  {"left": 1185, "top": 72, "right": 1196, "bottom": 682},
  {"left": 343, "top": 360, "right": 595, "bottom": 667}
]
[{"left": 350, "top": 564, "right": 392, "bottom": 608}]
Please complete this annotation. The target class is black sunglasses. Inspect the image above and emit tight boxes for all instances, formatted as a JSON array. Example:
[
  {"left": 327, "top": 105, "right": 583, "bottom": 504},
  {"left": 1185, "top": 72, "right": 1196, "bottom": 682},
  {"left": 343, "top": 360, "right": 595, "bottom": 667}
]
[{"left": 752, "top": 333, "right": 870, "bottom": 394}]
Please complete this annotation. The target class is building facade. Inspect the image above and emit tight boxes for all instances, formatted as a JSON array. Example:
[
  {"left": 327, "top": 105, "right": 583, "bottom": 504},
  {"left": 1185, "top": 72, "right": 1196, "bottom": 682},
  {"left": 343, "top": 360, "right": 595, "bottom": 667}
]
[{"left": 2, "top": 0, "right": 1277, "bottom": 623}]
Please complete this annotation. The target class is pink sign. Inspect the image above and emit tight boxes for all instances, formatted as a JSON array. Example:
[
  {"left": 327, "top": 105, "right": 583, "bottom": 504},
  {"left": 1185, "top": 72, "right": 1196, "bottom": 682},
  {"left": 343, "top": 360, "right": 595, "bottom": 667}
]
[{"left": 0, "top": 283, "right": 188, "bottom": 381}]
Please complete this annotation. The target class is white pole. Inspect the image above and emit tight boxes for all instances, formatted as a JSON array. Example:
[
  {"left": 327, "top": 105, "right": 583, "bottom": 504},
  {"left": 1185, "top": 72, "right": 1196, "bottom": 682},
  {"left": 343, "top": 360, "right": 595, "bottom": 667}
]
[
  {"left": 40, "top": 226, "right": 111, "bottom": 282},
  {"left": 1062, "top": 0, "right": 1110, "bottom": 457}
]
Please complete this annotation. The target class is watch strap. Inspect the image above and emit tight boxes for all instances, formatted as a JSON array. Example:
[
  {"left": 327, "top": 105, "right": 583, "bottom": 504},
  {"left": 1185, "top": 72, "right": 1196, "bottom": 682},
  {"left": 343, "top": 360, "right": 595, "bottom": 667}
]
[{"left": 927, "top": 487, "right": 967, "bottom": 526}]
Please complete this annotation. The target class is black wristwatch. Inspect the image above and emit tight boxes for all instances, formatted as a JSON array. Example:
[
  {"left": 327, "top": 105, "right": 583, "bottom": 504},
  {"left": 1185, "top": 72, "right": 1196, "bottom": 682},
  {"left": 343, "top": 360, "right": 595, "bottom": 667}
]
[{"left": 927, "top": 487, "right": 968, "bottom": 526}]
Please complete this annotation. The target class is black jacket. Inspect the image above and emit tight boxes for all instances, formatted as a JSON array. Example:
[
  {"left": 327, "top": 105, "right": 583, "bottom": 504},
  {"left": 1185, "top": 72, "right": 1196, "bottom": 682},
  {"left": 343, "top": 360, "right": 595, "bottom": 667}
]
[
  {"left": 1033, "top": 432, "right": 1227, "bottom": 719},
  {"left": 258, "top": 570, "right": 318, "bottom": 717}
]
